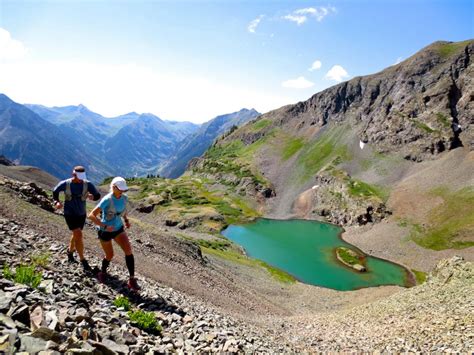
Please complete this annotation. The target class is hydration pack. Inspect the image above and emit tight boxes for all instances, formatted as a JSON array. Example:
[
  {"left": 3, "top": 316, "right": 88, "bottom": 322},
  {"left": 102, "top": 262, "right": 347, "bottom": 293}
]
[
  {"left": 104, "top": 193, "right": 128, "bottom": 221},
  {"left": 64, "top": 179, "right": 88, "bottom": 202}
]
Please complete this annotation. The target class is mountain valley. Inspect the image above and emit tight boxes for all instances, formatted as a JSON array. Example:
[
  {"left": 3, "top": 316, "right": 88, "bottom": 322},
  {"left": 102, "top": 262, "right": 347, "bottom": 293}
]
[{"left": 0, "top": 39, "right": 473, "bottom": 353}]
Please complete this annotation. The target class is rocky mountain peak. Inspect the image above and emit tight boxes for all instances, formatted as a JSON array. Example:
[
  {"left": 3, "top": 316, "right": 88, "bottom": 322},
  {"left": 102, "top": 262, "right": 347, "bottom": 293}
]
[{"left": 224, "top": 39, "right": 473, "bottom": 162}]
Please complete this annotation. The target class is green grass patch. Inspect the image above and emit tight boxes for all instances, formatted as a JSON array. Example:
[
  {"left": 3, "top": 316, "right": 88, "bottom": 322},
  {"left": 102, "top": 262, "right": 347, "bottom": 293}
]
[
  {"left": 203, "top": 247, "right": 296, "bottom": 284},
  {"left": 412, "top": 269, "right": 427, "bottom": 285},
  {"left": 113, "top": 296, "right": 131, "bottom": 311},
  {"left": 251, "top": 119, "right": 272, "bottom": 131},
  {"left": 195, "top": 239, "right": 231, "bottom": 251},
  {"left": 296, "top": 125, "right": 351, "bottom": 182},
  {"left": 3, "top": 264, "right": 42, "bottom": 289},
  {"left": 168, "top": 184, "right": 209, "bottom": 206},
  {"left": 411, "top": 187, "right": 474, "bottom": 250},
  {"left": 128, "top": 310, "right": 162, "bottom": 334},
  {"left": 436, "top": 112, "right": 451, "bottom": 128},
  {"left": 409, "top": 119, "right": 437, "bottom": 134},
  {"left": 436, "top": 40, "right": 472, "bottom": 58},
  {"left": 282, "top": 137, "right": 305, "bottom": 161},
  {"left": 335, "top": 247, "right": 363, "bottom": 266},
  {"left": 199, "top": 136, "right": 274, "bottom": 187},
  {"left": 347, "top": 179, "right": 388, "bottom": 202}
]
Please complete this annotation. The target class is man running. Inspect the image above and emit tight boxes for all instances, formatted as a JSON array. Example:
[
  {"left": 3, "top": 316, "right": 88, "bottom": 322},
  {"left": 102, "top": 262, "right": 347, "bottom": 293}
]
[{"left": 53, "top": 166, "right": 101, "bottom": 271}]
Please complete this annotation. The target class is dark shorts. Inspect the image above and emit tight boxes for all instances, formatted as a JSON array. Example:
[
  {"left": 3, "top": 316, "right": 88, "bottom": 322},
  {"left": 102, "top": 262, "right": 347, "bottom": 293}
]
[
  {"left": 98, "top": 226, "right": 125, "bottom": 242},
  {"left": 64, "top": 214, "right": 86, "bottom": 231}
]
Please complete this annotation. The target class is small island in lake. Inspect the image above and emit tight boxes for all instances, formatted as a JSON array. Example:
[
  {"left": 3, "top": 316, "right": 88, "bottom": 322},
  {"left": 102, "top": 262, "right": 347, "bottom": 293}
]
[{"left": 335, "top": 247, "right": 367, "bottom": 272}]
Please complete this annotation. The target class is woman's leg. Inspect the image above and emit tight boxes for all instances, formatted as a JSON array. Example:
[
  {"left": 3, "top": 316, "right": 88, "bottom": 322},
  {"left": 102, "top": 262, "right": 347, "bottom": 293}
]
[
  {"left": 114, "top": 232, "right": 134, "bottom": 278},
  {"left": 100, "top": 239, "right": 114, "bottom": 274}
]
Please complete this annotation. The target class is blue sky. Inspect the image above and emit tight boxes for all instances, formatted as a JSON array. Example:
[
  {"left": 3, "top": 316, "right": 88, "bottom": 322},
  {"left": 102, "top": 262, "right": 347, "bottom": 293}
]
[{"left": 0, "top": 0, "right": 473, "bottom": 122}]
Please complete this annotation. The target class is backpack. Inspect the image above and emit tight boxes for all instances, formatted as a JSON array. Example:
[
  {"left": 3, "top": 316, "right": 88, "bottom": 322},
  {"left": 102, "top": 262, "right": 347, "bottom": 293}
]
[
  {"left": 104, "top": 193, "right": 128, "bottom": 222},
  {"left": 64, "top": 179, "right": 88, "bottom": 202}
]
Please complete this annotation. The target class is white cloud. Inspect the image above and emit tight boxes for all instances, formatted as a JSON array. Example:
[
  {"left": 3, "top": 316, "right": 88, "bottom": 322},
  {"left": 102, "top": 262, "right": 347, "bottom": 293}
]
[
  {"left": 0, "top": 28, "right": 28, "bottom": 61},
  {"left": 283, "top": 6, "right": 336, "bottom": 25},
  {"left": 0, "top": 59, "right": 294, "bottom": 123},
  {"left": 309, "top": 60, "right": 322, "bottom": 71},
  {"left": 283, "top": 14, "right": 308, "bottom": 25},
  {"left": 394, "top": 57, "right": 403, "bottom": 65},
  {"left": 325, "top": 65, "right": 349, "bottom": 82},
  {"left": 248, "top": 15, "right": 264, "bottom": 33},
  {"left": 282, "top": 76, "right": 314, "bottom": 89}
]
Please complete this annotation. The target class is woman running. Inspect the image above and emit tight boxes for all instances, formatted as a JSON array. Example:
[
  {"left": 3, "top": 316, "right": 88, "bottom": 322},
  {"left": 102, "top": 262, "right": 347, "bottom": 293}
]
[{"left": 88, "top": 176, "right": 140, "bottom": 291}]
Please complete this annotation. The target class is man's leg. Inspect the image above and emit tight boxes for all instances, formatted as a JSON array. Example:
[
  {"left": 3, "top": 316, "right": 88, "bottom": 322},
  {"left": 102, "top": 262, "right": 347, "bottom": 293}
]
[
  {"left": 72, "top": 229, "right": 91, "bottom": 271},
  {"left": 72, "top": 229, "right": 85, "bottom": 261}
]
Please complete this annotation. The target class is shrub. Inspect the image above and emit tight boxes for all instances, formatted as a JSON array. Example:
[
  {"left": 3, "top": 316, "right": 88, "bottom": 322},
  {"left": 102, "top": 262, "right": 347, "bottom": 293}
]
[
  {"left": 3, "top": 264, "right": 42, "bottom": 289},
  {"left": 31, "top": 252, "right": 50, "bottom": 268},
  {"left": 128, "top": 310, "right": 162, "bottom": 334},
  {"left": 101, "top": 176, "right": 114, "bottom": 185},
  {"left": 412, "top": 269, "right": 427, "bottom": 285},
  {"left": 3, "top": 264, "right": 13, "bottom": 280},
  {"left": 113, "top": 296, "right": 131, "bottom": 311},
  {"left": 196, "top": 239, "right": 231, "bottom": 251}
]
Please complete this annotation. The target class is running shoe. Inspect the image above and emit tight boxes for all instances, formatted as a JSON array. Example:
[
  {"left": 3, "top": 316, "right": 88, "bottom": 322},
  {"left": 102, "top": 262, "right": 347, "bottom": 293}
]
[
  {"left": 67, "top": 249, "right": 76, "bottom": 263},
  {"left": 81, "top": 259, "right": 92, "bottom": 272},
  {"left": 127, "top": 277, "right": 141, "bottom": 292}
]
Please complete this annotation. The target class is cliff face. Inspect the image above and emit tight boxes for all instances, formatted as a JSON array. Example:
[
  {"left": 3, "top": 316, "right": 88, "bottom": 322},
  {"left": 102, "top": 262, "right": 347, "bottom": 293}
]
[{"left": 238, "top": 40, "right": 473, "bottom": 161}]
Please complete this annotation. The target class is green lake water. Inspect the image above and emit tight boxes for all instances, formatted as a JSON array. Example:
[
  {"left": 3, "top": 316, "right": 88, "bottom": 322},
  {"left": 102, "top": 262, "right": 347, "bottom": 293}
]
[{"left": 222, "top": 218, "right": 410, "bottom": 291}]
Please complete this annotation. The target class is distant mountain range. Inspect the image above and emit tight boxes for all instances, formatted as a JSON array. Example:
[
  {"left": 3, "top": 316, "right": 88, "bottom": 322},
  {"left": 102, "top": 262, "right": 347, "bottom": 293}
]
[
  {"left": 0, "top": 94, "right": 114, "bottom": 179},
  {"left": 1, "top": 95, "right": 258, "bottom": 181}
]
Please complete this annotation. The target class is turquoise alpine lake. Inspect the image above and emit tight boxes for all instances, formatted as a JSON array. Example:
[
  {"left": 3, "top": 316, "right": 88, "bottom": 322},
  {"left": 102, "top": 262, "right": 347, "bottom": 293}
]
[{"left": 222, "top": 219, "right": 410, "bottom": 291}]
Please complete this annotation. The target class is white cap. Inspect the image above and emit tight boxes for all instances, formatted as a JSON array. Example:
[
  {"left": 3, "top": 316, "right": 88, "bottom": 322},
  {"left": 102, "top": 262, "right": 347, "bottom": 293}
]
[{"left": 111, "top": 176, "right": 129, "bottom": 191}]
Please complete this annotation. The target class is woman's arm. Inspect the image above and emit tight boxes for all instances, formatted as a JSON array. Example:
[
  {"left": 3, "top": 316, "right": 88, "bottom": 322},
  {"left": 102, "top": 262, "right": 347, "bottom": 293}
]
[
  {"left": 88, "top": 206, "right": 113, "bottom": 231},
  {"left": 123, "top": 212, "right": 131, "bottom": 229}
]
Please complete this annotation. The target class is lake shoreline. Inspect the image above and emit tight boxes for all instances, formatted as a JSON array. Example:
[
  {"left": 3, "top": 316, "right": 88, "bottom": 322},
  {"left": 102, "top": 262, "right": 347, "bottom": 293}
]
[{"left": 221, "top": 217, "right": 416, "bottom": 292}]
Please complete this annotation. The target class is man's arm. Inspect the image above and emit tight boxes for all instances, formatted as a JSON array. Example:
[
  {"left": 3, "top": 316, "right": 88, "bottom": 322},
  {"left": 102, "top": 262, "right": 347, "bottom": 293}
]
[
  {"left": 52, "top": 180, "right": 66, "bottom": 209},
  {"left": 87, "top": 182, "right": 101, "bottom": 201}
]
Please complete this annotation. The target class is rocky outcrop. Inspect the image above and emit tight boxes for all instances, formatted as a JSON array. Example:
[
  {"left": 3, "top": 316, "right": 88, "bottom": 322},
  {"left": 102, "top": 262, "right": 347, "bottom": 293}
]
[
  {"left": 188, "top": 158, "right": 275, "bottom": 201},
  {"left": 0, "top": 156, "right": 14, "bottom": 166},
  {"left": 296, "top": 171, "right": 390, "bottom": 226},
  {"left": 0, "top": 177, "right": 54, "bottom": 212}
]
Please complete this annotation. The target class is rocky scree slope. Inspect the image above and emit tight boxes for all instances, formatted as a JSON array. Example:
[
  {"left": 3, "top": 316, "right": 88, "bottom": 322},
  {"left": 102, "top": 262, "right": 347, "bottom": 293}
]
[
  {"left": 288, "top": 256, "right": 474, "bottom": 352},
  {"left": 0, "top": 218, "right": 295, "bottom": 354},
  {"left": 0, "top": 178, "right": 295, "bottom": 353}
]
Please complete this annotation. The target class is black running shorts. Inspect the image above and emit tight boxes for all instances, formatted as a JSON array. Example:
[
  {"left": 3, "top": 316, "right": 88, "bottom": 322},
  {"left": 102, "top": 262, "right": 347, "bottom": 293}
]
[
  {"left": 97, "top": 226, "right": 125, "bottom": 242},
  {"left": 64, "top": 214, "right": 86, "bottom": 231}
]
